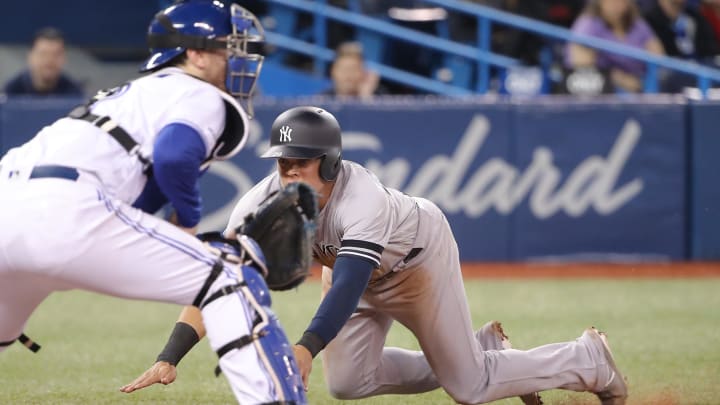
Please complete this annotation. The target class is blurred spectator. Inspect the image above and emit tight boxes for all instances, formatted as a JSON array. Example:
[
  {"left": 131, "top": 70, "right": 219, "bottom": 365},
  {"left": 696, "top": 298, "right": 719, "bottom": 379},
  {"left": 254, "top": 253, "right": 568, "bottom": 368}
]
[
  {"left": 3, "top": 27, "right": 83, "bottom": 97},
  {"left": 701, "top": 0, "right": 720, "bottom": 42},
  {"left": 565, "top": 0, "right": 665, "bottom": 93},
  {"left": 545, "top": 0, "right": 586, "bottom": 28},
  {"left": 320, "top": 42, "right": 388, "bottom": 98},
  {"left": 644, "top": 0, "right": 720, "bottom": 60},
  {"left": 448, "top": 1, "right": 545, "bottom": 64},
  {"left": 447, "top": 0, "right": 584, "bottom": 94},
  {"left": 644, "top": 0, "right": 720, "bottom": 91}
]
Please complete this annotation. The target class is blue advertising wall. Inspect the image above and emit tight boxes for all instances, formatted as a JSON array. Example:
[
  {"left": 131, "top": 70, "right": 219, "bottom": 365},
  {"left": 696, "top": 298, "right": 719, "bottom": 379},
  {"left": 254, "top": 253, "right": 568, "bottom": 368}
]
[
  {"left": 0, "top": 96, "right": 715, "bottom": 261},
  {"left": 511, "top": 101, "right": 687, "bottom": 261},
  {"left": 690, "top": 101, "right": 720, "bottom": 260}
]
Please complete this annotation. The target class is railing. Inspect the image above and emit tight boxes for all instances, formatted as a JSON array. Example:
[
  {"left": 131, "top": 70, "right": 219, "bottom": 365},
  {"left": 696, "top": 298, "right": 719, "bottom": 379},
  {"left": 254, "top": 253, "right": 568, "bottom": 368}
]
[{"left": 263, "top": 0, "right": 720, "bottom": 97}]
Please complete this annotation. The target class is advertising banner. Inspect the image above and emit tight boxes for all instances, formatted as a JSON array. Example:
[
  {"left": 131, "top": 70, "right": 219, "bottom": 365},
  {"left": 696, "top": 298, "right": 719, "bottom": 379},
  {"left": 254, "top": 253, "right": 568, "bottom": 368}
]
[
  {"left": 199, "top": 98, "right": 687, "bottom": 261},
  {"left": 690, "top": 101, "right": 720, "bottom": 260},
  {"left": 0, "top": 97, "right": 690, "bottom": 261}
]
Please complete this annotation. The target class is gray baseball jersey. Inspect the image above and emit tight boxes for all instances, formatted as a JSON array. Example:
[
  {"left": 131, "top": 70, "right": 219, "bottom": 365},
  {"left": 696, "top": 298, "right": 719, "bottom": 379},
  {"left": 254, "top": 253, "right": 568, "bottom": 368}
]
[
  {"left": 227, "top": 160, "right": 616, "bottom": 403},
  {"left": 227, "top": 160, "right": 422, "bottom": 281}
]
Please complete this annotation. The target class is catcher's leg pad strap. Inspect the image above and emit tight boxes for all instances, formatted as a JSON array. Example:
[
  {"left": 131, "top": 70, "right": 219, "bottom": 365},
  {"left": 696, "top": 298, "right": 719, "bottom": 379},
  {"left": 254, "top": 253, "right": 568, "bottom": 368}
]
[
  {"left": 192, "top": 260, "right": 224, "bottom": 307},
  {"left": 194, "top": 231, "right": 269, "bottom": 308},
  {"left": 213, "top": 328, "right": 266, "bottom": 376},
  {"left": 0, "top": 333, "right": 41, "bottom": 353}
]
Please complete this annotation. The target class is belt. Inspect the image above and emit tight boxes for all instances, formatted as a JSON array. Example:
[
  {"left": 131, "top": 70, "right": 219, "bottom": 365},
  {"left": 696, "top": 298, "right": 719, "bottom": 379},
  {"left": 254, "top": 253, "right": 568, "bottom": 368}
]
[
  {"left": 29, "top": 165, "right": 79, "bottom": 181},
  {"left": 367, "top": 248, "right": 423, "bottom": 287}
]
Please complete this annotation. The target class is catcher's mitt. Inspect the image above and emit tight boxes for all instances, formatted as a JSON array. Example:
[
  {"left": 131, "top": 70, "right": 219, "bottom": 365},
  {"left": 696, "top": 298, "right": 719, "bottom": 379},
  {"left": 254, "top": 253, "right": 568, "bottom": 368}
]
[{"left": 235, "top": 182, "right": 318, "bottom": 290}]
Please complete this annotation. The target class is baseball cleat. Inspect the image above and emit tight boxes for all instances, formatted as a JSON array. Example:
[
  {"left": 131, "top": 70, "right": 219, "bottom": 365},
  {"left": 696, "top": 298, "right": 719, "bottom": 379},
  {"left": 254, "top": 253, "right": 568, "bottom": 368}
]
[
  {"left": 475, "top": 321, "right": 543, "bottom": 405},
  {"left": 587, "top": 327, "right": 628, "bottom": 405}
]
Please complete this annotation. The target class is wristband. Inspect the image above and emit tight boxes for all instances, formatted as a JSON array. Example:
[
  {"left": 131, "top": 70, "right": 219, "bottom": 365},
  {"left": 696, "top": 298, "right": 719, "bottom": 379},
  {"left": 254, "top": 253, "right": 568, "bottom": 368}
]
[
  {"left": 156, "top": 322, "right": 200, "bottom": 366},
  {"left": 296, "top": 330, "right": 325, "bottom": 358}
]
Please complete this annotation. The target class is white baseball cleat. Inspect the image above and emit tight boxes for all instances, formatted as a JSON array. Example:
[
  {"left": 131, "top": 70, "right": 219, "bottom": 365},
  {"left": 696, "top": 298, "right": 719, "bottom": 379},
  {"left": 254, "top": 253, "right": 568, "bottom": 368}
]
[
  {"left": 586, "top": 327, "right": 629, "bottom": 405},
  {"left": 475, "top": 321, "right": 543, "bottom": 405}
]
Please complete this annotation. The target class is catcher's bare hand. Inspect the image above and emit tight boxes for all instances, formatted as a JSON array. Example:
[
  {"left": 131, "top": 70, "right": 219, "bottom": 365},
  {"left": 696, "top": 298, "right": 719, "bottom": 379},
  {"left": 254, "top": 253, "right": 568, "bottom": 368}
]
[
  {"left": 120, "top": 361, "right": 177, "bottom": 393},
  {"left": 292, "top": 344, "right": 313, "bottom": 390}
]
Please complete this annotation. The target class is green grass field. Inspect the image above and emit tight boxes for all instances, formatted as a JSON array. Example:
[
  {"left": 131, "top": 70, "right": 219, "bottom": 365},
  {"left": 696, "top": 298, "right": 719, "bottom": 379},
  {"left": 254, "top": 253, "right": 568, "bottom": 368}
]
[{"left": 2, "top": 279, "right": 719, "bottom": 405}]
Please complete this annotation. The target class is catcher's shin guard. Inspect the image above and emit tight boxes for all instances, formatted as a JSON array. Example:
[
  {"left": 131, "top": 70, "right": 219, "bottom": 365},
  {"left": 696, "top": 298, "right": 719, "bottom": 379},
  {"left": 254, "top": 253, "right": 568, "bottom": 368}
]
[{"left": 202, "top": 262, "right": 307, "bottom": 404}]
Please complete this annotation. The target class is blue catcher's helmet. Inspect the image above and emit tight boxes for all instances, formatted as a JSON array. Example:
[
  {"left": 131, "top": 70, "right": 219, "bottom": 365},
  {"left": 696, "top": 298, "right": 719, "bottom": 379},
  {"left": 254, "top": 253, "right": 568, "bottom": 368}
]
[{"left": 140, "top": 1, "right": 264, "bottom": 103}]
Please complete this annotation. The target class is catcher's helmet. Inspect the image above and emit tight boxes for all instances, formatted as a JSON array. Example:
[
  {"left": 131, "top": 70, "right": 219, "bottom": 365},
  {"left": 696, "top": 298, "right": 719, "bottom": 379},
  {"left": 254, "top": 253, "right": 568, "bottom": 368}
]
[
  {"left": 261, "top": 106, "right": 342, "bottom": 181},
  {"left": 140, "top": 1, "right": 264, "bottom": 103}
]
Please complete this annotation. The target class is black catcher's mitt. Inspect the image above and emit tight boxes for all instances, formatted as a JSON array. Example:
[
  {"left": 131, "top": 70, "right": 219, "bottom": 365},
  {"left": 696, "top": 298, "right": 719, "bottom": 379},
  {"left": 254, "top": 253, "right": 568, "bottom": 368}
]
[{"left": 235, "top": 182, "right": 318, "bottom": 290}]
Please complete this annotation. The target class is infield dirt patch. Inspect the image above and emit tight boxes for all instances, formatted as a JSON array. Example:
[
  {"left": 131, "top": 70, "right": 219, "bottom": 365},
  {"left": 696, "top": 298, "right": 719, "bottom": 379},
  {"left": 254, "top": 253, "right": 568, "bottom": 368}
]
[{"left": 309, "top": 262, "right": 720, "bottom": 279}]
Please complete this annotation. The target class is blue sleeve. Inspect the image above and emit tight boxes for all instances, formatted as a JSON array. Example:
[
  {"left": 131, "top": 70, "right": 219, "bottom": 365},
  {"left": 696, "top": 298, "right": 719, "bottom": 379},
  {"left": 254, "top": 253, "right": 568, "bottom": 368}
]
[
  {"left": 153, "top": 123, "right": 207, "bottom": 228},
  {"left": 132, "top": 174, "right": 168, "bottom": 213},
  {"left": 305, "top": 255, "right": 374, "bottom": 346}
]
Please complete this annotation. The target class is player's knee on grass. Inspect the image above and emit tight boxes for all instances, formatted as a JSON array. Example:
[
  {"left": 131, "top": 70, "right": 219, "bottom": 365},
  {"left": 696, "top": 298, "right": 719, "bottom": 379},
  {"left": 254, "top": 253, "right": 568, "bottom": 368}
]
[{"left": 324, "top": 362, "right": 367, "bottom": 400}]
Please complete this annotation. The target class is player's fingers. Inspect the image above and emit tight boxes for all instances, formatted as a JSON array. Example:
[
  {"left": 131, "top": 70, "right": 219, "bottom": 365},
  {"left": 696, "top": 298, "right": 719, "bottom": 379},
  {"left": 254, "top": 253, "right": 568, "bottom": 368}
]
[
  {"left": 134, "top": 372, "right": 164, "bottom": 389},
  {"left": 120, "top": 382, "right": 142, "bottom": 393},
  {"left": 301, "top": 365, "right": 311, "bottom": 390},
  {"left": 120, "top": 369, "right": 162, "bottom": 393},
  {"left": 120, "top": 375, "right": 147, "bottom": 392},
  {"left": 301, "top": 372, "right": 309, "bottom": 390}
]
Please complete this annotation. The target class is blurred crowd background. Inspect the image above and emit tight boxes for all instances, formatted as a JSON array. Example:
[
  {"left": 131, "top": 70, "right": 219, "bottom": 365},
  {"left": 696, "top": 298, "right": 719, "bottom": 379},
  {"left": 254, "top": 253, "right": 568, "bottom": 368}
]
[{"left": 2, "top": 0, "right": 720, "bottom": 99}]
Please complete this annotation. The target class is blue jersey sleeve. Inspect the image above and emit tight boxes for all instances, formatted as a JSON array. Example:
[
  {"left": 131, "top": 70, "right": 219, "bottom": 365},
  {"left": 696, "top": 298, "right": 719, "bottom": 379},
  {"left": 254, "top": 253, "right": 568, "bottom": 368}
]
[
  {"left": 152, "top": 123, "right": 207, "bottom": 228},
  {"left": 305, "top": 255, "right": 374, "bottom": 347},
  {"left": 132, "top": 174, "right": 168, "bottom": 213}
]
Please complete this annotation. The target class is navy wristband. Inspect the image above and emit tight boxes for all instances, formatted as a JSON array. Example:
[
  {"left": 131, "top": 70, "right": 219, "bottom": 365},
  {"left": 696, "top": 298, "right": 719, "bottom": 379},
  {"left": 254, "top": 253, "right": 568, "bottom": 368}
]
[
  {"left": 296, "top": 331, "right": 325, "bottom": 358},
  {"left": 156, "top": 322, "right": 200, "bottom": 366}
]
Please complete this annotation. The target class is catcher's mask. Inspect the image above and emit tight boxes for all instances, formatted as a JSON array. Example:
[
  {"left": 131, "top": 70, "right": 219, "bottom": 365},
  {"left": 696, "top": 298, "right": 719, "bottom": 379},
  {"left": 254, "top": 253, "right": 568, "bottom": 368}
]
[
  {"left": 261, "top": 106, "right": 343, "bottom": 181},
  {"left": 141, "top": 1, "right": 264, "bottom": 115}
]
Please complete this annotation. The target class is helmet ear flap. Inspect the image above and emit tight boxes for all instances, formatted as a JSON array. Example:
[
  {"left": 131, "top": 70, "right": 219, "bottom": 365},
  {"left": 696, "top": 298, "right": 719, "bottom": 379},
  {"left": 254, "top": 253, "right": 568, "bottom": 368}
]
[{"left": 319, "top": 150, "right": 342, "bottom": 181}]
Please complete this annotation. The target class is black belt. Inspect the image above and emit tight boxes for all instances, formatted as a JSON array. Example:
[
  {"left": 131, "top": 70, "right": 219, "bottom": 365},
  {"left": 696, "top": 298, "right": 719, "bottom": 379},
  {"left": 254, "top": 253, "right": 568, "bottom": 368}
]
[
  {"left": 29, "top": 165, "right": 79, "bottom": 181},
  {"left": 368, "top": 248, "right": 423, "bottom": 286}
]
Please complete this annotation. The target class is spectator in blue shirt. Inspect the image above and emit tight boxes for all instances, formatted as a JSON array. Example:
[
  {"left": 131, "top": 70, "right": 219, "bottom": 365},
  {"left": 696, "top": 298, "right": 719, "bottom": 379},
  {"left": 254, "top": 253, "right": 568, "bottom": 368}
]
[{"left": 3, "top": 28, "right": 83, "bottom": 97}]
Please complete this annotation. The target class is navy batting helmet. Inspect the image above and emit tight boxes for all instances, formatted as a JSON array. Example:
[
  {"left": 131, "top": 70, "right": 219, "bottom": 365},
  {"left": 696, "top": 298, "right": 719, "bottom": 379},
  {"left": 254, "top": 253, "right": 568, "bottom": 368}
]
[
  {"left": 261, "top": 106, "right": 342, "bottom": 181},
  {"left": 140, "top": 1, "right": 264, "bottom": 102}
]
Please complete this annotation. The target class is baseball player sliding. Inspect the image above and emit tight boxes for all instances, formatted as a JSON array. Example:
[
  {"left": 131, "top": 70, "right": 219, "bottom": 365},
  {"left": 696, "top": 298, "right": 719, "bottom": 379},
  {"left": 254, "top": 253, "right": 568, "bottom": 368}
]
[
  {"left": 125, "top": 106, "right": 628, "bottom": 404},
  {"left": 0, "top": 2, "right": 310, "bottom": 404}
]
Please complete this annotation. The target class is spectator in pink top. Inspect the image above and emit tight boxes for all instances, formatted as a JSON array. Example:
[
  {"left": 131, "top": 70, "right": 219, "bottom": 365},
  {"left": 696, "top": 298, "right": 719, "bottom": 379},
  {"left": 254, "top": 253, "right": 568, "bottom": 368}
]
[{"left": 566, "top": 0, "right": 665, "bottom": 92}]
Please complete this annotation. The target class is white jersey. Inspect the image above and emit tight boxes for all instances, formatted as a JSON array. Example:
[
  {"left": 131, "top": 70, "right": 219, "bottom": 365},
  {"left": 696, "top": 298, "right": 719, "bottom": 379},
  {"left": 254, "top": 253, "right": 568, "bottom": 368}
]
[
  {"left": 0, "top": 67, "right": 247, "bottom": 204},
  {"left": 227, "top": 160, "right": 423, "bottom": 278}
]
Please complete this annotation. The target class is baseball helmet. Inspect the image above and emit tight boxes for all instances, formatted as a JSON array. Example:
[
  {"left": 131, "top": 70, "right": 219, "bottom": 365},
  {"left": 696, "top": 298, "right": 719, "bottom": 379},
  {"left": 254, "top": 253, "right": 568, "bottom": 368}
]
[
  {"left": 261, "top": 106, "right": 343, "bottom": 181},
  {"left": 140, "top": 1, "right": 264, "bottom": 102}
]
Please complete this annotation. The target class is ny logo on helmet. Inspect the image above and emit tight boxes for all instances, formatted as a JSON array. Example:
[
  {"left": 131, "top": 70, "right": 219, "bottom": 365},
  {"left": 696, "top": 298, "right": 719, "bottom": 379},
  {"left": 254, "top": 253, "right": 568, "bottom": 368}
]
[{"left": 279, "top": 125, "right": 293, "bottom": 143}]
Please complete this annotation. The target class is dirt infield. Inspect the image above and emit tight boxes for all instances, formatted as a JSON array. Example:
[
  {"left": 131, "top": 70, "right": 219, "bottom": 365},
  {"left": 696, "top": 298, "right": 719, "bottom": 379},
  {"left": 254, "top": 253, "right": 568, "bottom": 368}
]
[
  {"left": 309, "top": 262, "right": 720, "bottom": 279},
  {"left": 458, "top": 262, "right": 720, "bottom": 278}
]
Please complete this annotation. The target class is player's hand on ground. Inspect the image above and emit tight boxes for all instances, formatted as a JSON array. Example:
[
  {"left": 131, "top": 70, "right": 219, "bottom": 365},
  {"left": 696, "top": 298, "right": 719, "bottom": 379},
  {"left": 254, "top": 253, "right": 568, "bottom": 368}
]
[
  {"left": 292, "top": 344, "right": 313, "bottom": 390},
  {"left": 120, "top": 361, "right": 177, "bottom": 393}
]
